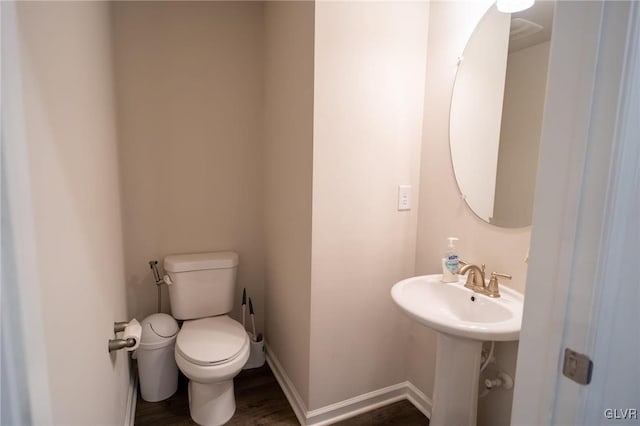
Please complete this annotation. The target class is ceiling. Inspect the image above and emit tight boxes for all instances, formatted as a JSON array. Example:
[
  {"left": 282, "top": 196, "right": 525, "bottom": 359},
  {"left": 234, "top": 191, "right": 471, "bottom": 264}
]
[{"left": 508, "top": 1, "right": 555, "bottom": 52}]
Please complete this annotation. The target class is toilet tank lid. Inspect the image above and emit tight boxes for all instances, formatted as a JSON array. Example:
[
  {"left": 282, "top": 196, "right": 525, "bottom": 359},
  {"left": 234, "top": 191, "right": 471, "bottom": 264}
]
[{"left": 164, "top": 251, "right": 239, "bottom": 273}]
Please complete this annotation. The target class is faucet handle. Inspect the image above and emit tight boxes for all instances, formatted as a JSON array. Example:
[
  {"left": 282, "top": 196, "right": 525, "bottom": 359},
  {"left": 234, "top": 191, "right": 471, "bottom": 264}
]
[
  {"left": 487, "top": 272, "right": 512, "bottom": 298},
  {"left": 491, "top": 272, "right": 512, "bottom": 280}
]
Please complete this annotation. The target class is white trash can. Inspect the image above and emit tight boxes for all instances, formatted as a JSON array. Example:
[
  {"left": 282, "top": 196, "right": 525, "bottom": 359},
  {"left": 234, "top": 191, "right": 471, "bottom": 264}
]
[{"left": 137, "top": 313, "right": 179, "bottom": 402}]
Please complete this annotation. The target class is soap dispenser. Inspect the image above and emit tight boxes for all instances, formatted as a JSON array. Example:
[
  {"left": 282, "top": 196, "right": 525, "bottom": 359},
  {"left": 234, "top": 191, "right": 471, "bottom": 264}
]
[{"left": 441, "top": 237, "right": 460, "bottom": 283}]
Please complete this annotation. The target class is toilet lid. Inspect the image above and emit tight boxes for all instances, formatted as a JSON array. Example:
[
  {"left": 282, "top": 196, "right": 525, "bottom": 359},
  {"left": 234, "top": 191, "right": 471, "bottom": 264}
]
[{"left": 176, "top": 316, "right": 248, "bottom": 366}]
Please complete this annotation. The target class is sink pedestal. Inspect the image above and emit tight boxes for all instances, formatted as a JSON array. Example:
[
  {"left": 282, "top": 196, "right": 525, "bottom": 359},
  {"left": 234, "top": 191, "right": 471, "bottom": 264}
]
[
  {"left": 430, "top": 333, "right": 482, "bottom": 426},
  {"left": 390, "top": 275, "right": 523, "bottom": 425}
]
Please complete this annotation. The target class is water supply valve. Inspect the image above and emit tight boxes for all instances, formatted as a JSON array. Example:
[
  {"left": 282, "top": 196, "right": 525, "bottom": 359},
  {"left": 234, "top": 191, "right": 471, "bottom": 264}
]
[{"left": 484, "top": 371, "right": 513, "bottom": 390}]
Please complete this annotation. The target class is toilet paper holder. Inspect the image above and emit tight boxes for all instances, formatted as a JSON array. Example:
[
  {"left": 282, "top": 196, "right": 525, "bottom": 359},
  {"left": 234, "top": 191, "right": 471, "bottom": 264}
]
[
  {"left": 108, "top": 321, "right": 139, "bottom": 352},
  {"left": 108, "top": 337, "right": 137, "bottom": 352}
]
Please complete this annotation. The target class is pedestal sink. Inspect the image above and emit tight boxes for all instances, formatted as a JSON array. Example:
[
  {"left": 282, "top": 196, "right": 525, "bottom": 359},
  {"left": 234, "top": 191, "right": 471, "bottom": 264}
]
[{"left": 391, "top": 274, "right": 523, "bottom": 426}]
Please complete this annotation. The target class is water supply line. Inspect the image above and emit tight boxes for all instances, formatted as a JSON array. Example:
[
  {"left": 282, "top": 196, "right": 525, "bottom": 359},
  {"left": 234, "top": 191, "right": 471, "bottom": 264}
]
[
  {"left": 479, "top": 341, "right": 496, "bottom": 399},
  {"left": 480, "top": 341, "right": 495, "bottom": 373},
  {"left": 478, "top": 341, "right": 515, "bottom": 399},
  {"left": 149, "top": 260, "right": 164, "bottom": 313}
]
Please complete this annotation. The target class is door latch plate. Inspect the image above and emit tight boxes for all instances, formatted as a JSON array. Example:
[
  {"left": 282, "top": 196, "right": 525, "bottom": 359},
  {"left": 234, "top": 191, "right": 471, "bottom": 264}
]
[{"left": 562, "top": 348, "right": 593, "bottom": 385}]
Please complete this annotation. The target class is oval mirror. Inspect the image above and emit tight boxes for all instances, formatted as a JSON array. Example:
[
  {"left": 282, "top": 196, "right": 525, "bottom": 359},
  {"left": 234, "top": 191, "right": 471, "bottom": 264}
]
[{"left": 449, "top": 2, "right": 554, "bottom": 228}]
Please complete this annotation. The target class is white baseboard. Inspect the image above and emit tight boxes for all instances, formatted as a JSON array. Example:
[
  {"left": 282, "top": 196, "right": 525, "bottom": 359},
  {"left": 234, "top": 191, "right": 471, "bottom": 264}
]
[
  {"left": 123, "top": 367, "right": 138, "bottom": 426},
  {"left": 265, "top": 343, "right": 309, "bottom": 425},
  {"left": 265, "top": 343, "right": 432, "bottom": 426},
  {"left": 405, "top": 381, "right": 432, "bottom": 418},
  {"left": 306, "top": 382, "right": 414, "bottom": 426}
]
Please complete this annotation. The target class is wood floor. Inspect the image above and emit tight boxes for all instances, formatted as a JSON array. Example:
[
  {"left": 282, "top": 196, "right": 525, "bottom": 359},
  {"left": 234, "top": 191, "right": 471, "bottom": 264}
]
[{"left": 135, "top": 364, "right": 428, "bottom": 425}]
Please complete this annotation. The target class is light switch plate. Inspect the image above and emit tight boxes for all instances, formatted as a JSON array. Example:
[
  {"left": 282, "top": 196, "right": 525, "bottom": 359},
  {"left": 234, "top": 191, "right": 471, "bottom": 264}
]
[{"left": 398, "top": 185, "right": 411, "bottom": 211}]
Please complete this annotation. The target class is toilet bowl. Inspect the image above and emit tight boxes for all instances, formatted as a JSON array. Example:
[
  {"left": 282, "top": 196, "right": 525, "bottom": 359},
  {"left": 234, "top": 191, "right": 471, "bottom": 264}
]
[
  {"left": 163, "top": 251, "right": 248, "bottom": 426},
  {"left": 175, "top": 316, "right": 250, "bottom": 426}
]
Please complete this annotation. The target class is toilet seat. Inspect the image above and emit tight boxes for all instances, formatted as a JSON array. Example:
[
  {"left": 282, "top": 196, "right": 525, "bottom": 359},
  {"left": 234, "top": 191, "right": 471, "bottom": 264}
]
[{"left": 176, "top": 315, "right": 247, "bottom": 366}]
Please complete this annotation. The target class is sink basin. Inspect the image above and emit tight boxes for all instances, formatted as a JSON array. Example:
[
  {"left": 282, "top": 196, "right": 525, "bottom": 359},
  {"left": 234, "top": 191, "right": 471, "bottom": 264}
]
[
  {"left": 391, "top": 274, "right": 524, "bottom": 426},
  {"left": 391, "top": 274, "right": 523, "bottom": 341}
]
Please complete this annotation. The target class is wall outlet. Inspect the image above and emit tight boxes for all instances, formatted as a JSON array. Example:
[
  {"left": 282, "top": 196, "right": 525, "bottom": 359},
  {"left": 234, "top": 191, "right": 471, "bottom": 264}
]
[{"left": 398, "top": 185, "right": 411, "bottom": 211}]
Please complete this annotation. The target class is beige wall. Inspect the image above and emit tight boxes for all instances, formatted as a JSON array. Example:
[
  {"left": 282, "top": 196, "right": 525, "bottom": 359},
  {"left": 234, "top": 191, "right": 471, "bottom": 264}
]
[
  {"left": 494, "top": 41, "right": 550, "bottom": 227},
  {"left": 112, "top": 2, "right": 265, "bottom": 331},
  {"left": 11, "top": 2, "right": 534, "bottom": 422},
  {"left": 413, "top": 2, "right": 531, "bottom": 425},
  {"left": 309, "top": 0, "right": 430, "bottom": 410},
  {"left": 15, "top": 2, "right": 129, "bottom": 423},
  {"left": 263, "top": 1, "right": 315, "bottom": 407}
]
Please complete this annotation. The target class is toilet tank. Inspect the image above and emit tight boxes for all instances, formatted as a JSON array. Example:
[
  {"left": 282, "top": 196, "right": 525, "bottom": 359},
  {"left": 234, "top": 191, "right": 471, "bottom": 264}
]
[{"left": 163, "top": 251, "right": 239, "bottom": 320}]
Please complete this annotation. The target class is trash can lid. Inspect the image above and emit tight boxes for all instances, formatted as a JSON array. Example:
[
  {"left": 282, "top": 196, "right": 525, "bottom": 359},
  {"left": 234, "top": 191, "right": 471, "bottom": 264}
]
[{"left": 140, "top": 313, "right": 179, "bottom": 345}]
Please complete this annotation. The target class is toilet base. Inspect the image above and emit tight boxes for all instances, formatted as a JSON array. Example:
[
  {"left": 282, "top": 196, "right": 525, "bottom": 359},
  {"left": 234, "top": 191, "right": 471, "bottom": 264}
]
[{"left": 188, "top": 379, "right": 236, "bottom": 426}]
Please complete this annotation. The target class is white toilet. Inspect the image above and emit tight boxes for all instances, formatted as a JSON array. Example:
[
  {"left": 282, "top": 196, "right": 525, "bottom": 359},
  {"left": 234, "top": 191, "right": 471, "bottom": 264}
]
[{"left": 163, "top": 251, "right": 250, "bottom": 426}]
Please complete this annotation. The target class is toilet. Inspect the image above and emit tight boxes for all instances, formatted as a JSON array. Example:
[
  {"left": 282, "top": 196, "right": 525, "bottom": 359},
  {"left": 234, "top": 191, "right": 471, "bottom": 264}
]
[{"left": 163, "top": 251, "right": 250, "bottom": 426}]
